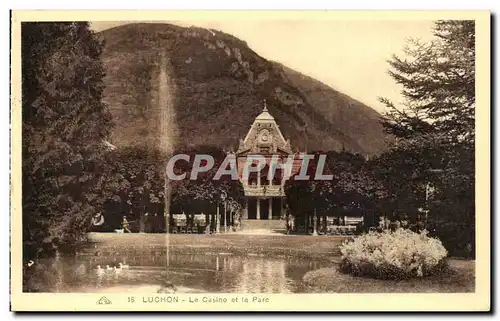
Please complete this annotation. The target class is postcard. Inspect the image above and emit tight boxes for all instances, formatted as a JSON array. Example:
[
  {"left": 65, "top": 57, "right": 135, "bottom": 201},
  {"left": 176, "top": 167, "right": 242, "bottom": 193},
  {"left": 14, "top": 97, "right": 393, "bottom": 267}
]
[{"left": 10, "top": 10, "right": 490, "bottom": 312}]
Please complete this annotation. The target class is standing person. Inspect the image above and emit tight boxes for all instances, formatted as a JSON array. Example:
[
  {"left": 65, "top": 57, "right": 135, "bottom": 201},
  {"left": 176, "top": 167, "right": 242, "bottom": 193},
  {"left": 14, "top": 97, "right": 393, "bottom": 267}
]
[
  {"left": 392, "top": 219, "right": 401, "bottom": 231},
  {"left": 378, "top": 216, "right": 385, "bottom": 232},
  {"left": 143, "top": 212, "right": 149, "bottom": 233},
  {"left": 284, "top": 205, "right": 290, "bottom": 234},
  {"left": 285, "top": 205, "right": 295, "bottom": 235},
  {"left": 385, "top": 217, "right": 391, "bottom": 230},
  {"left": 152, "top": 213, "right": 158, "bottom": 233},
  {"left": 416, "top": 214, "right": 425, "bottom": 232},
  {"left": 122, "top": 216, "right": 131, "bottom": 233},
  {"left": 400, "top": 214, "right": 409, "bottom": 229}
]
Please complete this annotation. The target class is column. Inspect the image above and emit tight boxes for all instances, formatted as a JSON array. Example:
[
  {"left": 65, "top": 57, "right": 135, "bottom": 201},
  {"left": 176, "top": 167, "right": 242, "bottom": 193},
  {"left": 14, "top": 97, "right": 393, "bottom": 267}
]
[
  {"left": 312, "top": 208, "right": 318, "bottom": 236},
  {"left": 216, "top": 204, "right": 220, "bottom": 234},
  {"left": 223, "top": 202, "right": 227, "bottom": 233},
  {"left": 204, "top": 213, "right": 210, "bottom": 234},
  {"left": 268, "top": 198, "right": 273, "bottom": 220},
  {"left": 256, "top": 198, "right": 261, "bottom": 220}
]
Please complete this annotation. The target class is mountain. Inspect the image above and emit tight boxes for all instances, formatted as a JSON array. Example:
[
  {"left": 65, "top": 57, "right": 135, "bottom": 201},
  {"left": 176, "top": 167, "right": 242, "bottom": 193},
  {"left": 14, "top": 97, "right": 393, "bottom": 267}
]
[
  {"left": 278, "top": 64, "right": 390, "bottom": 156},
  {"left": 98, "top": 23, "right": 390, "bottom": 156}
]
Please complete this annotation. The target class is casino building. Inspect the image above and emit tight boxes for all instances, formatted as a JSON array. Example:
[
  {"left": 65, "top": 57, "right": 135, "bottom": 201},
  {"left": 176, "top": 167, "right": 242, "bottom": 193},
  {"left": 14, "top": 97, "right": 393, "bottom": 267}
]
[
  {"left": 163, "top": 102, "right": 364, "bottom": 235},
  {"left": 234, "top": 103, "right": 303, "bottom": 222}
]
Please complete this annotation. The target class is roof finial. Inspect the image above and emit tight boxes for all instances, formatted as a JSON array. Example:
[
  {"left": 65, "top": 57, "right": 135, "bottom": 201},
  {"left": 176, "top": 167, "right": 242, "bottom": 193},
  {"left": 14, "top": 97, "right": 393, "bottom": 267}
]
[{"left": 263, "top": 99, "right": 268, "bottom": 112}]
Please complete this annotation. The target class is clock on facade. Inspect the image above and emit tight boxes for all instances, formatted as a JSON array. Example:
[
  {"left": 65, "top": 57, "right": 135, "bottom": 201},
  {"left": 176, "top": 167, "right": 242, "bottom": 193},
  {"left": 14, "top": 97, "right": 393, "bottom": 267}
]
[{"left": 259, "top": 129, "right": 271, "bottom": 143}]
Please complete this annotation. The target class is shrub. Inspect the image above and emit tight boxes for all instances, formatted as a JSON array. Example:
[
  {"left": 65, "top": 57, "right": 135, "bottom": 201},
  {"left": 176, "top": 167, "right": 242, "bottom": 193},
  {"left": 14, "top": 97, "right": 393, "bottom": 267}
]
[{"left": 339, "top": 229, "right": 448, "bottom": 280}]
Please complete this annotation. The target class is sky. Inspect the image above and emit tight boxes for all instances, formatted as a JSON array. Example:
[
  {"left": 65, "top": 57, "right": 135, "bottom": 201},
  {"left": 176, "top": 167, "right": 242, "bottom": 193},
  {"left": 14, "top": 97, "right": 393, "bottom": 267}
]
[{"left": 92, "top": 20, "right": 436, "bottom": 113}]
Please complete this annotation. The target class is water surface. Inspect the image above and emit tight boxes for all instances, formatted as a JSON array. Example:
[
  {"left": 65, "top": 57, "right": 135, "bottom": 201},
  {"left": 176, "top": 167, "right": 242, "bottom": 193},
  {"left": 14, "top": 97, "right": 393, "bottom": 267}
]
[{"left": 24, "top": 252, "right": 333, "bottom": 293}]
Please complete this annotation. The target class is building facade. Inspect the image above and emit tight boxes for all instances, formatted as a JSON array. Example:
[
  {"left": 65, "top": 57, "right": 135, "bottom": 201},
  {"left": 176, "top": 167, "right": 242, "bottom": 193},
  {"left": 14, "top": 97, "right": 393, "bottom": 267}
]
[{"left": 235, "top": 104, "right": 303, "bottom": 221}]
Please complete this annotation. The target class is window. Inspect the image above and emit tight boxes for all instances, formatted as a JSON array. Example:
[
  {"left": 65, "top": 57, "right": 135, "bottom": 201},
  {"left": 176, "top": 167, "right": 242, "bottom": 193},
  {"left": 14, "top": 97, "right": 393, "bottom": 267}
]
[
  {"left": 248, "top": 172, "right": 258, "bottom": 186},
  {"left": 272, "top": 168, "right": 282, "bottom": 186}
]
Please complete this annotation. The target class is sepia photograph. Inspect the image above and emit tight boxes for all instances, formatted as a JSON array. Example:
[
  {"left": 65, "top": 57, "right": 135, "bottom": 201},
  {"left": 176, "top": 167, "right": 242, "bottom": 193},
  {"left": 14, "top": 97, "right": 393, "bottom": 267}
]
[{"left": 10, "top": 10, "right": 491, "bottom": 311}]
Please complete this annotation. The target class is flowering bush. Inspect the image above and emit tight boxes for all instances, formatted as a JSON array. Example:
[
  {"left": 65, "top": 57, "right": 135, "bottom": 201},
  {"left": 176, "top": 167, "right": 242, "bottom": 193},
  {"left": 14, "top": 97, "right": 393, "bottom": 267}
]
[{"left": 340, "top": 229, "right": 448, "bottom": 280}]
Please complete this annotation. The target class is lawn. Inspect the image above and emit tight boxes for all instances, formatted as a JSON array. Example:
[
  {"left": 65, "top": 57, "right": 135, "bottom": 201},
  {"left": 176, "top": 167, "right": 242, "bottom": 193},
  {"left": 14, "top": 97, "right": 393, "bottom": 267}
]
[
  {"left": 86, "top": 232, "right": 346, "bottom": 259},
  {"left": 303, "top": 259, "right": 475, "bottom": 293}
]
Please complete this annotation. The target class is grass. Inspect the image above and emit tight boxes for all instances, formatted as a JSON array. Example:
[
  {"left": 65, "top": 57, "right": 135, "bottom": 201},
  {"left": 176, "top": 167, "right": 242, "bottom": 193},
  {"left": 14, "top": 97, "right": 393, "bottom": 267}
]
[
  {"left": 86, "top": 232, "right": 346, "bottom": 259},
  {"left": 303, "top": 259, "right": 475, "bottom": 293}
]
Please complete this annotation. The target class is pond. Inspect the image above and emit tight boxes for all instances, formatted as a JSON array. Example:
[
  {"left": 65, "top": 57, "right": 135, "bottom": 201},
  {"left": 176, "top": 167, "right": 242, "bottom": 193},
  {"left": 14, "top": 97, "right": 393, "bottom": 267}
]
[{"left": 23, "top": 251, "right": 334, "bottom": 293}]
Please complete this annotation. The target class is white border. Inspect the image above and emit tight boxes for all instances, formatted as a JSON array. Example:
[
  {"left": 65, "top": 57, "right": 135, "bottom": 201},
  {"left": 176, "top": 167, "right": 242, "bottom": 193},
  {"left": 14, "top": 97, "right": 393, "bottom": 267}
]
[{"left": 3, "top": 1, "right": 498, "bottom": 320}]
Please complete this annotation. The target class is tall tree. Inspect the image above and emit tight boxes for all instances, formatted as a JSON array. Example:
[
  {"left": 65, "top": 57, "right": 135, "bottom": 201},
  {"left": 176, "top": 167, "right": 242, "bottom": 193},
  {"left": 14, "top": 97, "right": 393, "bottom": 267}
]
[
  {"left": 102, "top": 147, "right": 165, "bottom": 233},
  {"left": 22, "top": 22, "right": 113, "bottom": 258},
  {"left": 379, "top": 20, "right": 475, "bottom": 256},
  {"left": 170, "top": 146, "right": 245, "bottom": 214},
  {"left": 381, "top": 20, "right": 474, "bottom": 142},
  {"left": 284, "top": 151, "right": 382, "bottom": 232}
]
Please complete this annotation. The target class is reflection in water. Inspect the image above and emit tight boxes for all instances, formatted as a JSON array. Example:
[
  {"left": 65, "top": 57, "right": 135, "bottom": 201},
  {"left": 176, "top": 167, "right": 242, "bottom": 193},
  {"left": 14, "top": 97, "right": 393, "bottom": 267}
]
[
  {"left": 232, "top": 259, "right": 290, "bottom": 293},
  {"left": 23, "top": 252, "right": 330, "bottom": 293}
]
